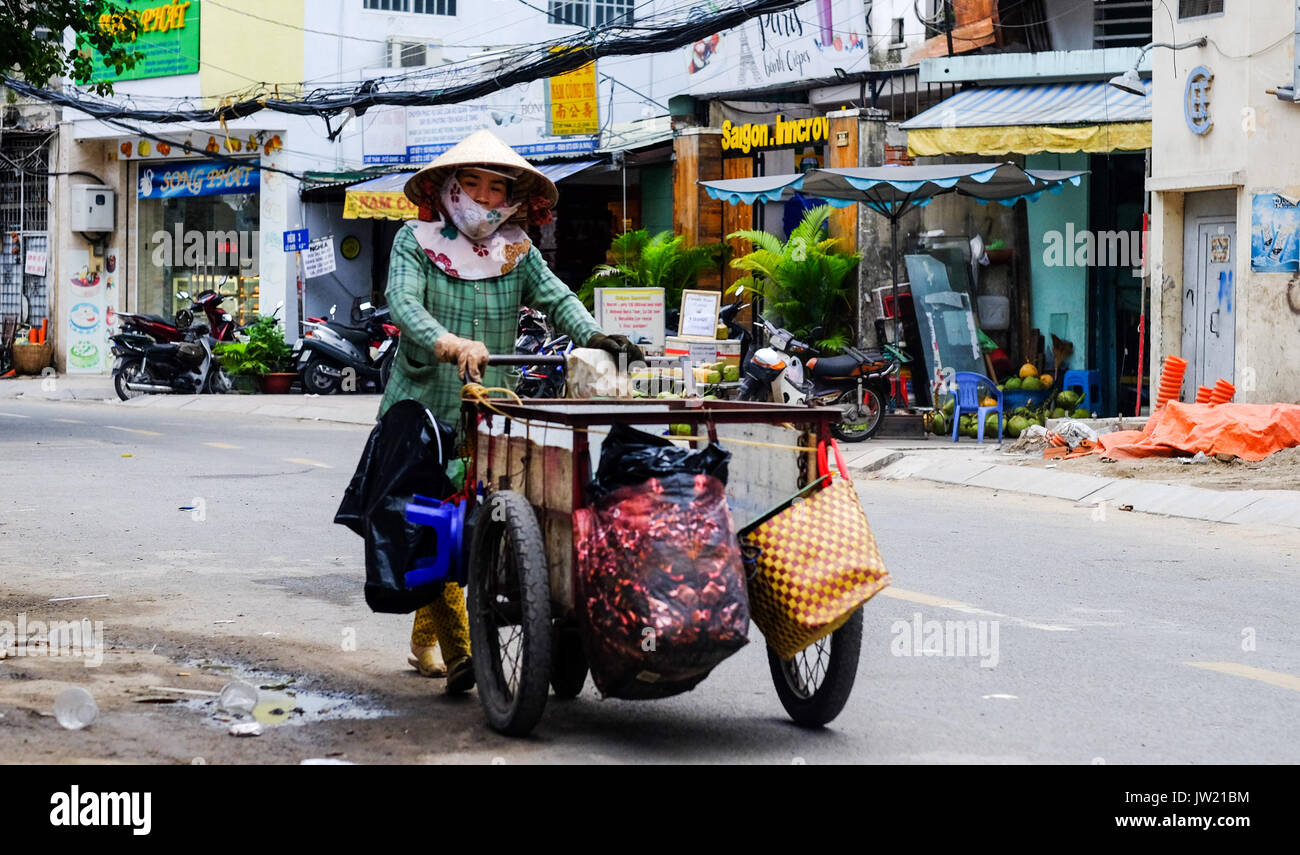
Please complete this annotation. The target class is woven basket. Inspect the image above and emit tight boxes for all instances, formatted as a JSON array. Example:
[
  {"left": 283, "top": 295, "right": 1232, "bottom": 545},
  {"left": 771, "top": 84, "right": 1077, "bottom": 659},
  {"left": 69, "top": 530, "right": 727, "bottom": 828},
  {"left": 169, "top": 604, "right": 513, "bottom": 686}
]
[{"left": 12, "top": 342, "right": 52, "bottom": 375}]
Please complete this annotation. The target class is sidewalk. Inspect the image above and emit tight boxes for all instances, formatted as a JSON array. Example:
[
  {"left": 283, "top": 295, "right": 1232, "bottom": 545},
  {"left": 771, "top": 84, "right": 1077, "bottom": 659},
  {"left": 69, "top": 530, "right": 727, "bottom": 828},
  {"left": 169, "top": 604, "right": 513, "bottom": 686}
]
[
  {"left": 842, "top": 437, "right": 1300, "bottom": 532},
  {"left": 0, "top": 373, "right": 379, "bottom": 426}
]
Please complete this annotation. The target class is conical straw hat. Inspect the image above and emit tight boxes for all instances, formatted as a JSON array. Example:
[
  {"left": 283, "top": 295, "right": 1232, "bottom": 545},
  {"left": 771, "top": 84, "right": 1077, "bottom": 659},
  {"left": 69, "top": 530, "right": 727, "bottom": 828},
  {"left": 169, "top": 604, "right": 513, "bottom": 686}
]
[{"left": 404, "top": 129, "right": 557, "bottom": 210}]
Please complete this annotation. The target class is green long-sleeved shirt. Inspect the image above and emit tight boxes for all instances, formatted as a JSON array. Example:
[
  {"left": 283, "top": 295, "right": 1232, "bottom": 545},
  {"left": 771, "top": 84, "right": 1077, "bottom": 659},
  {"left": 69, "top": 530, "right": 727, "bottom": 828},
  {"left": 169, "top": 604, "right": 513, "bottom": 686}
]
[{"left": 377, "top": 225, "right": 603, "bottom": 426}]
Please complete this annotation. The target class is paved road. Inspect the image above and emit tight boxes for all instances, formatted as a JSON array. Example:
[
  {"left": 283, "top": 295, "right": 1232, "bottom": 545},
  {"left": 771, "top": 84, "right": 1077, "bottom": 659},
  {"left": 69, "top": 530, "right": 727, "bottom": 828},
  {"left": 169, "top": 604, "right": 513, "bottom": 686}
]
[{"left": 1, "top": 397, "right": 1297, "bottom": 763}]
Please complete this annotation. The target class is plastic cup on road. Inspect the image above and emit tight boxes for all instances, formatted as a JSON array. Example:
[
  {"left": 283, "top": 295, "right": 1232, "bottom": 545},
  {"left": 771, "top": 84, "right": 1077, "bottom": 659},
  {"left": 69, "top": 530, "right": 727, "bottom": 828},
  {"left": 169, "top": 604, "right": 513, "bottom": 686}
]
[
  {"left": 54, "top": 687, "right": 98, "bottom": 730},
  {"left": 218, "top": 680, "right": 259, "bottom": 715}
]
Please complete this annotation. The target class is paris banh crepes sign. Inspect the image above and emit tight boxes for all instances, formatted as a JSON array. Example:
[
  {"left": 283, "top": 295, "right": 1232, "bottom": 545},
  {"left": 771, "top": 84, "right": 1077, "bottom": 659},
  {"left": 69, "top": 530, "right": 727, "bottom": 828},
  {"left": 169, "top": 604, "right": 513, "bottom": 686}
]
[
  {"left": 720, "top": 114, "right": 832, "bottom": 155},
  {"left": 84, "top": 0, "right": 200, "bottom": 83}
]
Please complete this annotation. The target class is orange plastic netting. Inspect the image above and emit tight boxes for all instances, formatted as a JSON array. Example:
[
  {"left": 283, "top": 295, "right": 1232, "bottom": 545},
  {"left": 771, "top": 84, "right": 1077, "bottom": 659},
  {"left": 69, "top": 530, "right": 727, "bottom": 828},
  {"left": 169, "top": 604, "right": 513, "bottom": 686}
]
[{"left": 1096, "top": 402, "right": 1300, "bottom": 461}]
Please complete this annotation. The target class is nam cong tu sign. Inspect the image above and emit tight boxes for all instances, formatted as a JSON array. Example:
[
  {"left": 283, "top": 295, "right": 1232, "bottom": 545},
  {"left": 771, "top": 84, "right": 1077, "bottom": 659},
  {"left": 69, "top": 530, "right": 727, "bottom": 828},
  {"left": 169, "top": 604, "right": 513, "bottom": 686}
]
[
  {"left": 548, "top": 60, "right": 599, "bottom": 136},
  {"left": 721, "top": 114, "right": 832, "bottom": 154}
]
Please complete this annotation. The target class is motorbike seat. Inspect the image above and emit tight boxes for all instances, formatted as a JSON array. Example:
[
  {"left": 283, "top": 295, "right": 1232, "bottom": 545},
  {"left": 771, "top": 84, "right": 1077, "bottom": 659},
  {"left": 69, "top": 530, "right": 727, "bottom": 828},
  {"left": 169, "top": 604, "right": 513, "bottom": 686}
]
[
  {"left": 132, "top": 314, "right": 172, "bottom": 327},
  {"left": 807, "top": 350, "right": 890, "bottom": 379},
  {"left": 325, "top": 323, "right": 373, "bottom": 348}
]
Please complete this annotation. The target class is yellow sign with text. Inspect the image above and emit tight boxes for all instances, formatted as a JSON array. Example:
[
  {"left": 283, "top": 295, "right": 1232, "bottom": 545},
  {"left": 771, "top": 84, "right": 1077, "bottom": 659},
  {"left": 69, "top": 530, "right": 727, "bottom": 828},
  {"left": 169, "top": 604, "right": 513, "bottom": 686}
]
[
  {"left": 549, "top": 61, "right": 599, "bottom": 136},
  {"left": 721, "top": 115, "right": 832, "bottom": 155}
]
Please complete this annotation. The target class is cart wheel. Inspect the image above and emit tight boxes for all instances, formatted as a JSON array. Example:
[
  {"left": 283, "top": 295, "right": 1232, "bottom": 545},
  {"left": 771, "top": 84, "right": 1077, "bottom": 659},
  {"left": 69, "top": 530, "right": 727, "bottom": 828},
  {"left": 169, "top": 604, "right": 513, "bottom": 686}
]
[
  {"left": 467, "top": 490, "right": 552, "bottom": 736},
  {"left": 767, "top": 608, "right": 863, "bottom": 728},
  {"left": 549, "top": 622, "right": 587, "bottom": 700}
]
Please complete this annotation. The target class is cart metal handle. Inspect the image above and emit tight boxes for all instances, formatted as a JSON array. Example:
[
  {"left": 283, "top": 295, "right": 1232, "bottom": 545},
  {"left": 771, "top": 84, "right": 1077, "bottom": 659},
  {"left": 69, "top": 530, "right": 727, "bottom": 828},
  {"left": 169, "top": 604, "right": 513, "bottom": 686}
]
[{"left": 487, "top": 353, "right": 698, "bottom": 395}]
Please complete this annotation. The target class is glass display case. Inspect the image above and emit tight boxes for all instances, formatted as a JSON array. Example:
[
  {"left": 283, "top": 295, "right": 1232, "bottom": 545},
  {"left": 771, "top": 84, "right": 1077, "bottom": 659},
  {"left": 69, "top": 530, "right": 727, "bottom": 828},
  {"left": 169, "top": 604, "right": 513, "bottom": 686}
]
[{"left": 171, "top": 273, "right": 260, "bottom": 326}]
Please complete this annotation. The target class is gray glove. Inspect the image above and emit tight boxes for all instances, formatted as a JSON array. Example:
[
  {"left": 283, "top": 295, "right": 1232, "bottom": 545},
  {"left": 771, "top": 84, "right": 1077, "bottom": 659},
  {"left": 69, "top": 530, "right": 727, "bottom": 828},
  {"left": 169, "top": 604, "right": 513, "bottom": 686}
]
[{"left": 586, "top": 333, "right": 645, "bottom": 366}]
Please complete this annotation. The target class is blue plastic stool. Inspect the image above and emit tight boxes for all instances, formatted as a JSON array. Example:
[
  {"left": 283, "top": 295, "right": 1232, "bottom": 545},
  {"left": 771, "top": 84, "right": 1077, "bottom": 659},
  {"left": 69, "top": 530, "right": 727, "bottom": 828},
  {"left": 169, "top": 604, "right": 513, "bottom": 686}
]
[
  {"left": 1062, "top": 369, "right": 1101, "bottom": 414},
  {"left": 950, "top": 371, "right": 1003, "bottom": 444}
]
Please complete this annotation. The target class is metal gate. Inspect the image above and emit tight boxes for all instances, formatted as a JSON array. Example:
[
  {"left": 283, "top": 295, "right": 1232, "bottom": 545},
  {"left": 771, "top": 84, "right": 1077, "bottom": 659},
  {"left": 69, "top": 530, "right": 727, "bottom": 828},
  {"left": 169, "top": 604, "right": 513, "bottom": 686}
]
[{"left": 0, "top": 133, "right": 52, "bottom": 325}]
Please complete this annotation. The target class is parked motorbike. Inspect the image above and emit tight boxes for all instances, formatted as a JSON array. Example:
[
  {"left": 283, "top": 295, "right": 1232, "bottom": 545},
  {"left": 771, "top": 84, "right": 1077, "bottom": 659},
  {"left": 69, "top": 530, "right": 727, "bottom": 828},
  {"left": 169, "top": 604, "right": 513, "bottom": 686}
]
[
  {"left": 116, "top": 289, "right": 239, "bottom": 344},
  {"left": 734, "top": 310, "right": 905, "bottom": 441},
  {"left": 111, "top": 322, "right": 229, "bottom": 400},
  {"left": 292, "top": 301, "right": 399, "bottom": 394}
]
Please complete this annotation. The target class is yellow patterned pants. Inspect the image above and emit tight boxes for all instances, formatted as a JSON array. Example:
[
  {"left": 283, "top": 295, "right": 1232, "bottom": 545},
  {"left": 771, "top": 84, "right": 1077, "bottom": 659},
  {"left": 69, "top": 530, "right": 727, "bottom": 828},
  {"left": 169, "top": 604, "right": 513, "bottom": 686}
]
[{"left": 411, "top": 582, "right": 471, "bottom": 662}]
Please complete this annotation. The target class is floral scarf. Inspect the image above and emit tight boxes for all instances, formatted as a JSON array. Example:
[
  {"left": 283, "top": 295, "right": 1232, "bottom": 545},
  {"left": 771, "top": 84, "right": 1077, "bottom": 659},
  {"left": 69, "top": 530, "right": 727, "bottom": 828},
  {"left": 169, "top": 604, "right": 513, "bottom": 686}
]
[{"left": 406, "top": 176, "right": 532, "bottom": 280}]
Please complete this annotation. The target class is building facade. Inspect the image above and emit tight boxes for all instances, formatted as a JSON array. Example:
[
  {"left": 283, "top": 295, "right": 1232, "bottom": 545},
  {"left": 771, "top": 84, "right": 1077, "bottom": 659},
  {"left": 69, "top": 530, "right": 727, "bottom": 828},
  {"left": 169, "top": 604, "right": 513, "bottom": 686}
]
[
  {"left": 42, "top": 0, "right": 675, "bottom": 372},
  {"left": 1147, "top": 0, "right": 1300, "bottom": 405}
]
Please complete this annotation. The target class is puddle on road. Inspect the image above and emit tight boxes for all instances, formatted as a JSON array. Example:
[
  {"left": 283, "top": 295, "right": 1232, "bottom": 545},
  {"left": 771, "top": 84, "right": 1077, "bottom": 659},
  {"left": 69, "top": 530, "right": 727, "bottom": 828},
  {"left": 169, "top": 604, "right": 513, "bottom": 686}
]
[{"left": 181, "top": 659, "right": 392, "bottom": 729}]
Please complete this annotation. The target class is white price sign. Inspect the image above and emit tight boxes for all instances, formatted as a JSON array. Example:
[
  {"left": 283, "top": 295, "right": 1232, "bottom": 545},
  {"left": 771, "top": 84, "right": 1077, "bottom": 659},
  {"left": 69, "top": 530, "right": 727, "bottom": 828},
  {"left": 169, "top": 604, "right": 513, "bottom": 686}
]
[
  {"left": 302, "top": 236, "right": 337, "bottom": 279},
  {"left": 24, "top": 250, "right": 47, "bottom": 276}
]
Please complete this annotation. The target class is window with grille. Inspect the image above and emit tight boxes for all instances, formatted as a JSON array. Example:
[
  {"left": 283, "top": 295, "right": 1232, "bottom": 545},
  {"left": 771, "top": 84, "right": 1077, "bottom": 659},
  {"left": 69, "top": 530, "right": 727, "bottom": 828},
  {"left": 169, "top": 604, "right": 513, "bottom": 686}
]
[
  {"left": 1093, "top": 0, "right": 1152, "bottom": 49},
  {"left": 1178, "top": 0, "right": 1223, "bottom": 18},
  {"left": 364, "top": 0, "right": 456, "bottom": 14},
  {"left": 548, "top": 0, "right": 633, "bottom": 27}
]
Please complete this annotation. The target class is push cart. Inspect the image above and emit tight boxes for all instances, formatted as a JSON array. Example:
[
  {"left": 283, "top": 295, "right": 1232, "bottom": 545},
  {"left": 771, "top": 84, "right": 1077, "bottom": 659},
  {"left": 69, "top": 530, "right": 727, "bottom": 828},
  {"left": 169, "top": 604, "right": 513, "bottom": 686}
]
[{"left": 449, "top": 356, "right": 869, "bottom": 736}]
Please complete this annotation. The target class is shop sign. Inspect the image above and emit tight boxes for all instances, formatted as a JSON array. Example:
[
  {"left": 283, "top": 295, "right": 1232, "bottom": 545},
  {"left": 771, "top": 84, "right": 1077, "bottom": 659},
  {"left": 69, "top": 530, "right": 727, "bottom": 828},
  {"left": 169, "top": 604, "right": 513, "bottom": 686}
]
[
  {"left": 24, "top": 250, "right": 47, "bottom": 277},
  {"left": 593, "top": 287, "right": 665, "bottom": 351},
  {"left": 63, "top": 248, "right": 120, "bottom": 374},
  {"left": 118, "top": 133, "right": 282, "bottom": 160},
  {"left": 137, "top": 160, "right": 259, "bottom": 199},
  {"left": 721, "top": 114, "right": 831, "bottom": 154},
  {"left": 362, "top": 76, "right": 597, "bottom": 165},
  {"left": 302, "top": 237, "right": 337, "bottom": 279},
  {"left": 1185, "top": 66, "right": 1214, "bottom": 135},
  {"left": 679, "top": 0, "right": 868, "bottom": 97},
  {"left": 86, "top": 0, "right": 201, "bottom": 83},
  {"left": 548, "top": 61, "right": 599, "bottom": 137}
]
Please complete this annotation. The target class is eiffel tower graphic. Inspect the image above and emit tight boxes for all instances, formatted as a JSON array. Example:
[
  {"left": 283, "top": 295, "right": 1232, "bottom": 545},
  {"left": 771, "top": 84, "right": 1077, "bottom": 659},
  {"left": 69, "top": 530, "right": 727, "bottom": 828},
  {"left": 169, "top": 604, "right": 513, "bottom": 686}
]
[{"left": 735, "top": 28, "right": 763, "bottom": 88}]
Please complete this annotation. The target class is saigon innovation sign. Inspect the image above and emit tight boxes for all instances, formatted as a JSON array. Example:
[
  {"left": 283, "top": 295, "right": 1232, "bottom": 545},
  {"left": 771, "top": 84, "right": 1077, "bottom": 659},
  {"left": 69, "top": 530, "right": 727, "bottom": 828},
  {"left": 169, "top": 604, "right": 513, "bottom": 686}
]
[{"left": 88, "top": 0, "right": 200, "bottom": 82}]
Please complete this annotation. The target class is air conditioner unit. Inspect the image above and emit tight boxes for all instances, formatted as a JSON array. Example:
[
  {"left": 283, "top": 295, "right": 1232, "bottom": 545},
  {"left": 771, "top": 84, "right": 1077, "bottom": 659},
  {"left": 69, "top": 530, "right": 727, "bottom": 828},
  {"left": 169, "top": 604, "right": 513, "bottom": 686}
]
[
  {"left": 70, "top": 185, "right": 115, "bottom": 232},
  {"left": 387, "top": 39, "right": 443, "bottom": 68}
]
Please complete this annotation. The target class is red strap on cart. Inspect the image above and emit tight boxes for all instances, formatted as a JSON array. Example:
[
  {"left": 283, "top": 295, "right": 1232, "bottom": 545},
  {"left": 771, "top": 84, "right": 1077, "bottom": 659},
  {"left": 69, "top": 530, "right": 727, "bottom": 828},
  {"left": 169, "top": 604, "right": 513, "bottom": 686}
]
[{"left": 816, "top": 438, "right": 853, "bottom": 485}]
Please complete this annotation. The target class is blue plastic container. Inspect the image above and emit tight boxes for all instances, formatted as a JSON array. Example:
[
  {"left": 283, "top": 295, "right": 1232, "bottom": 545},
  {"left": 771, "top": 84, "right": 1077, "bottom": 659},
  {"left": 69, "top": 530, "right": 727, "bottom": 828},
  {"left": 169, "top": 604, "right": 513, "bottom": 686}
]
[{"left": 403, "top": 495, "right": 468, "bottom": 587}]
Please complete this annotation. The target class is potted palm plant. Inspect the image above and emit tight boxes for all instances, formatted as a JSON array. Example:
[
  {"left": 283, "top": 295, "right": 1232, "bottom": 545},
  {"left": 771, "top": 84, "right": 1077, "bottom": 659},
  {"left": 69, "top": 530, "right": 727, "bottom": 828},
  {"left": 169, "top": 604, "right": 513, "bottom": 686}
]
[
  {"left": 726, "top": 206, "right": 861, "bottom": 354},
  {"left": 214, "top": 314, "right": 296, "bottom": 393}
]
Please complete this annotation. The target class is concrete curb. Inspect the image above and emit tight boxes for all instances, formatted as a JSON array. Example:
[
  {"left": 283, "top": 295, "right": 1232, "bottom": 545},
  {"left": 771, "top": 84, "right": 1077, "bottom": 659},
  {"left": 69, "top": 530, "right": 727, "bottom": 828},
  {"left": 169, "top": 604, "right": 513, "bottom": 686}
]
[{"left": 861, "top": 450, "right": 1300, "bottom": 532}]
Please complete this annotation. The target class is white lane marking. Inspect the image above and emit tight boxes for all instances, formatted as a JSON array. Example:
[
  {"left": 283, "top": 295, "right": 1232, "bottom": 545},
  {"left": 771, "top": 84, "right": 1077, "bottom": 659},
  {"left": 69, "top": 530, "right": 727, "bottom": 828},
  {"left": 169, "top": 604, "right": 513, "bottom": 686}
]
[
  {"left": 53, "top": 418, "right": 85, "bottom": 424},
  {"left": 0, "top": 412, "right": 31, "bottom": 418},
  {"left": 982, "top": 694, "right": 1019, "bottom": 700},
  {"left": 47, "top": 594, "right": 110, "bottom": 602},
  {"left": 284, "top": 457, "right": 332, "bottom": 468},
  {"left": 1185, "top": 661, "right": 1300, "bottom": 693},
  {"left": 106, "top": 425, "right": 162, "bottom": 436},
  {"left": 880, "top": 587, "right": 1077, "bottom": 632},
  {"left": 204, "top": 441, "right": 241, "bottom": 449}
]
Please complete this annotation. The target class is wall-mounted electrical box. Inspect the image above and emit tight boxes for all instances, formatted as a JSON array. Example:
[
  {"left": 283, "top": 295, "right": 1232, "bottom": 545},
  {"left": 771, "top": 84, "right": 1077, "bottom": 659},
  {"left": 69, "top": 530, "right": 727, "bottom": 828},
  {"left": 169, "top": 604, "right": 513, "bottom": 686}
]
[{"left": 70, "top": 185, "right": 115, "bottom": 232}]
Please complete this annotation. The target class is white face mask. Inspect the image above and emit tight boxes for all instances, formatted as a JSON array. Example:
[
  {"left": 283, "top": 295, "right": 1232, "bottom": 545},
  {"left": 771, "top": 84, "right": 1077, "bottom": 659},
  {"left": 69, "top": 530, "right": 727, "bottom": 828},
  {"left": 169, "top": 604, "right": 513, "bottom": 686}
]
[{"left": 440, "top": 176, "right": 521, "bottom": 240}]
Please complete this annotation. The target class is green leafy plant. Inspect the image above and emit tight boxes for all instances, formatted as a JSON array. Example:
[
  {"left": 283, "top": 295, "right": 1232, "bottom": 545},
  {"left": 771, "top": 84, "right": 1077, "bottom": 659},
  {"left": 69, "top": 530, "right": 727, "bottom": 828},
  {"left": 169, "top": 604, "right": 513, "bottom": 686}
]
[
  {"left": 2, "top": 1, "right": 142, "bottom": 97},
  {"left": 214, "top": 315, "right": 293, "bottom": 377},
  {"left": 578, "top": 230, "right": 723, "bottom": 311},
  {"left": 726, "top": 206, "right": 861, "bottom": 354}
]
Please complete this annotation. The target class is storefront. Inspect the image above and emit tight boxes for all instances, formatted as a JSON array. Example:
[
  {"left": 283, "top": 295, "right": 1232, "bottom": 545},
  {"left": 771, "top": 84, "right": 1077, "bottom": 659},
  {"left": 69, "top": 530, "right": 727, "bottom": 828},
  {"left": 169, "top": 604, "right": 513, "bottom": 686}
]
[
  {"left": 135, "top": 158, "right": 262, "bottom": 326},
  {"left": 899, "top": 79, "right": 1153, "bottom": 415}
]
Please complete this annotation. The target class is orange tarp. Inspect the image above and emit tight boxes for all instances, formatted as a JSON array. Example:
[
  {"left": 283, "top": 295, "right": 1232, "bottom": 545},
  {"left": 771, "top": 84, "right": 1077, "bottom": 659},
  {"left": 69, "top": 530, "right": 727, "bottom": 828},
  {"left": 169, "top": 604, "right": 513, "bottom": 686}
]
[{"left": 1096, "top": 403, "right": 1300, "bottom": 461}]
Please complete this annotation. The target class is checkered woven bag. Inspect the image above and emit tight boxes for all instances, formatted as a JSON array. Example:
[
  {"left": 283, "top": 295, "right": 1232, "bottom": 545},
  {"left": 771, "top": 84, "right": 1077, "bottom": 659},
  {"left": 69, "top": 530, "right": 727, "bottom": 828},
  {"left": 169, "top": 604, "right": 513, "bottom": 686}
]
[{"left": 739, "top": 439, "right": 890, "bottom": 660}]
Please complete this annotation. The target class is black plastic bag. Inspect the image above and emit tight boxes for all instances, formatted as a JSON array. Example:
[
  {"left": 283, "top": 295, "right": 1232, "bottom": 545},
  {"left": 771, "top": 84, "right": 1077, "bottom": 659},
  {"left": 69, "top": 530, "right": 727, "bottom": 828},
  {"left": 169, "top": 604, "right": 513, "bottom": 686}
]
[
  {"left": 575, "top": 472, "right": 749, "bottom": 700},
  {"left": 335, "top": 400, "right": 457, "bottom": 613},
  {"left": 590, "top": 422, "right": 729, "bottom": 501}
]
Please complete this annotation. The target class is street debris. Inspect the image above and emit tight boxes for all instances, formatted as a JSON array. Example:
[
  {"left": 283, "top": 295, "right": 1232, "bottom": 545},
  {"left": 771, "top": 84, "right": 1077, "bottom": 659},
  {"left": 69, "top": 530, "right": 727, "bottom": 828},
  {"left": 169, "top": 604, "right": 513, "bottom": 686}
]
[
  {"left": 147, "top": 686, "right": 219, "bottom": 696},
  {"left": 53, "top": 688, "right": 98, "bottom": 730},
  {"left": 229, "top": 721, "right": 263, "bottom": 737},
  {"left": 218, "top": 680, "right": 259, "bottom": 715},
  {"left": 213, "top": 619, "right": 235, "bottom": 624},
  {"left": 47, "top": 594, "right": 109, "bottom": 603},
  {"left": 1177, "top": 451, "right": 1211, "bottom": 465}
]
